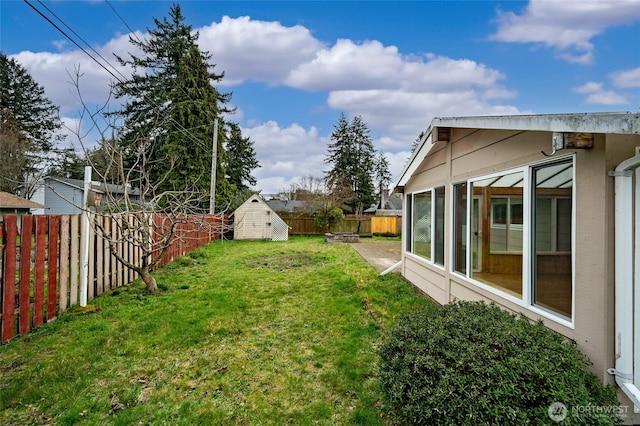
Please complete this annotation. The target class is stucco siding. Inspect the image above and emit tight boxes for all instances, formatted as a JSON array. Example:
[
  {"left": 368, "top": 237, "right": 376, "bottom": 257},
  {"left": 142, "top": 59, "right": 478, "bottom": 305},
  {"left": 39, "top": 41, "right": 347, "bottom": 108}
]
[
  {"left": 403, "top": 255, "right": 447, "bottom": 304},
  {"left": 399, "top": 114, "right": 640, "bottom": 422},
  {"left": 450, "top": 129, "right": 551, "bottom": 178}
]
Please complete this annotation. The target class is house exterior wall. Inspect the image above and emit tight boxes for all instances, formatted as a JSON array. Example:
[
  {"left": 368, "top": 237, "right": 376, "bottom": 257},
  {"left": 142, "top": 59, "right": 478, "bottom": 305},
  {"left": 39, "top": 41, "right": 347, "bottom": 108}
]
[
  {"left": 401, "top": 127, "right": 640, "bottom": 421},
  {"left": 44, "top": 182, "right": 84, "bottom": 215}
]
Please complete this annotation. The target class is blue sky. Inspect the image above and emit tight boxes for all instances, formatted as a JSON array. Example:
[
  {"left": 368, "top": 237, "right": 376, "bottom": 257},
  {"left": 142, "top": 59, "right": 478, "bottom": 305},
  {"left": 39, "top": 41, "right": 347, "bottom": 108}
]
[{"left": 2, "top": 0, "right": 639, "bottom": 195}]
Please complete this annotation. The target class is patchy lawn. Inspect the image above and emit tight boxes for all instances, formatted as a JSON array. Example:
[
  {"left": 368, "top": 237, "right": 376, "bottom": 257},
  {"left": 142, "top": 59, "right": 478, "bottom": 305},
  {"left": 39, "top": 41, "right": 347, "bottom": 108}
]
[{"left": 0, "top": 237, "right": 430, "bottom": 425}]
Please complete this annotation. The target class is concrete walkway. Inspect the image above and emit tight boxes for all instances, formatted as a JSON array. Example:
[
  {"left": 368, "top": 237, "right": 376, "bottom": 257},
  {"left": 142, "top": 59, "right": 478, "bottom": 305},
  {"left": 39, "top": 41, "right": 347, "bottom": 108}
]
[{"left": 349, "top": 240, "right": 402, "bottom": 272}]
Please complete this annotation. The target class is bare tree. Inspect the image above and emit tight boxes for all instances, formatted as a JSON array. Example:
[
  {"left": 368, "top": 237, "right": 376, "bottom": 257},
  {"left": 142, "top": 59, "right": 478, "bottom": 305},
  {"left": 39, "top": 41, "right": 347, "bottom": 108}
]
[{"left": 67, "top": 68, "right": 231, "bottom": 292}]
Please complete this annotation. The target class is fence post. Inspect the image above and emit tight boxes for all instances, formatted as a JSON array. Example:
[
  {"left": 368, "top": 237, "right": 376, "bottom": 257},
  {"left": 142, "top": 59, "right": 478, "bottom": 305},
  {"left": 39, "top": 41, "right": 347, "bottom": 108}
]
[{"left": 79, "top": 166, "right": 91, "bottom": 307}]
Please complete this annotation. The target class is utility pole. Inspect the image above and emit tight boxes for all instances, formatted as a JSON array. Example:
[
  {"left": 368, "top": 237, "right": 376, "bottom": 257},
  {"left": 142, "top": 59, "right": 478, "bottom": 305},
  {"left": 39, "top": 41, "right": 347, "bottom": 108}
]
[{"left": 209, "top": 118, "right": 218, "bottom": 214}]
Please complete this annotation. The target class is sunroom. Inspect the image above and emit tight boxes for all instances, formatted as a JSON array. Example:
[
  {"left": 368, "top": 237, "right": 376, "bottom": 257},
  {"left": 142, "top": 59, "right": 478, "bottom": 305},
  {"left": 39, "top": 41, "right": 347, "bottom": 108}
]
[{"left": 396, "top": 112, "right": 640, "bottom": 420}]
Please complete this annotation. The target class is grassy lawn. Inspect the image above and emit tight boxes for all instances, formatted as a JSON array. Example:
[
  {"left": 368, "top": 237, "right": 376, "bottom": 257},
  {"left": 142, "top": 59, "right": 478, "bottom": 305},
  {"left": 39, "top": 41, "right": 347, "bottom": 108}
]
[{"left": 0, "top": 237, "right": 431, "bottom": 425}]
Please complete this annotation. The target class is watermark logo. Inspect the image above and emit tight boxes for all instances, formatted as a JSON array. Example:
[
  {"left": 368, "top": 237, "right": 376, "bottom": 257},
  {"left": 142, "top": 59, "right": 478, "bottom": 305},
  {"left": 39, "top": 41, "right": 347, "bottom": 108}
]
[
  {"left": 548, "top": 401, "right": 628, "bottom": 422},
  {"left": 548, "top": 402, "right": 568, "bottom": 422}
]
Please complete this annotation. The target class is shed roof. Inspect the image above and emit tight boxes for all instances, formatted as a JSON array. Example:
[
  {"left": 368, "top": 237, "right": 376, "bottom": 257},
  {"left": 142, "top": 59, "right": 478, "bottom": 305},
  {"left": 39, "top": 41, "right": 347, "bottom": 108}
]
[
  {"left": 397, "top": 112, "right": 640, "bottom": 188},
  {"left": 0, "top": 191, "right": 46, "bottom": 209}
]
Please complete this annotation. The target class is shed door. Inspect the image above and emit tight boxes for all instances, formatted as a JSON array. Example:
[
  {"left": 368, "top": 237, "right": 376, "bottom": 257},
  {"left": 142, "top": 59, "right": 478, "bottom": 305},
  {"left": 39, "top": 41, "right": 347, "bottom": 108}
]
[{"left": 247, "top": 210, "right": 271, "bottom": 240}]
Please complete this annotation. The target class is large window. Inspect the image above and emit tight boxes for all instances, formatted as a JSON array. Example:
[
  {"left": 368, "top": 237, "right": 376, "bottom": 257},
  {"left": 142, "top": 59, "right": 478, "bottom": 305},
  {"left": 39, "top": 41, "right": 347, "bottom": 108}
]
[
  {"left": 407, "top": 187, "right": 445, "bottom": 266},
  {"left": 434, "top": 187, "right": 445, "bottom": 265},
  {"left": 453, "top": 182, "right": 467, "bottom": 274},
  {"left": 532, "top": 161, "right": 573, "bottom": 317},
  {"left": 469, "top": 171, "right": 524, "bottom": 298},
  {"left": 453, "top": 159, "right": 574, "bottom": 321},
  {"left": 412, "top": 191, "right": 432, "bottom": 260}
]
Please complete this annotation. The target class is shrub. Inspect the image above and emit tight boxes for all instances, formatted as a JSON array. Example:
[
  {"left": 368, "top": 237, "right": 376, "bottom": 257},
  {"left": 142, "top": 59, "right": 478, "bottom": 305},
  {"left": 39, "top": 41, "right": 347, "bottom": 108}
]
[{"left": 378, "top": 301, "right": 621, "bottom": 425}]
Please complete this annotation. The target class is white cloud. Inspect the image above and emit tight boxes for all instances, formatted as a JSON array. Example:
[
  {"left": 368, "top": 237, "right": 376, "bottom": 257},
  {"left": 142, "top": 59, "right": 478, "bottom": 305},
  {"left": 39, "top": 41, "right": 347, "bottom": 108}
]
[
  {"left": 490, "top": 0, "right": 640, "bottom": 64},
  {"left": 610, "top": 67, "right": 640, "bottom": 88},
  {"left": 197, "top": 16, "right": 324, "bottom": 86},
  {"left": 243, "top": 121, "right": 328, "bottom": 194},
  {"left": 10, "top": 31, "right": 139, "bottom": 116},
  {"left": 9, "top": 14, "right": 525, "bottom": 195},
  {"left": 573, "top": 81, "right": 629, "bottom": 105},
  {"left": 286, "top": 41, "right": 507, "bottom": 93}
]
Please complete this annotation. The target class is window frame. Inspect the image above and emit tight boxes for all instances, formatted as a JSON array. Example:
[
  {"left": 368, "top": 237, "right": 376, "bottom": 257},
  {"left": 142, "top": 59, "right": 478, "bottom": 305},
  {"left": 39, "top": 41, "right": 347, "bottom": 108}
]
[
  {"left": 405, "top": 186, "right": 446, "bottom": 269},
  {"left": 450, "top": 156, "right": 575, "bottom": 327}
]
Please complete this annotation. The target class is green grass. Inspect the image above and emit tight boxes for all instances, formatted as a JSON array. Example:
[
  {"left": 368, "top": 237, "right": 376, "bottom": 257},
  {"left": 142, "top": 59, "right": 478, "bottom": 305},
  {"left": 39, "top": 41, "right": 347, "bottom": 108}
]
[{"left": 0, "top": 236, "right": 430, "bottom": 425}]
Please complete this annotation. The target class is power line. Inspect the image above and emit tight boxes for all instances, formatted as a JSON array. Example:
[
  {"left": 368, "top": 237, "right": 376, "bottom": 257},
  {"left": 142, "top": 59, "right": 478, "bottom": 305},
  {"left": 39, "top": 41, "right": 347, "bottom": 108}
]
[
  {"left": 36, "top": 0, "right": 129, "bottom": 83},
  {"left": 23, "top": 0, "right": 219, "bottom": 154},
  {"left": 23, "top": 0, "right": 125, "bottom": 84},
  {"left": 105, "top": 0, "right": 142, "bottom": 44}
]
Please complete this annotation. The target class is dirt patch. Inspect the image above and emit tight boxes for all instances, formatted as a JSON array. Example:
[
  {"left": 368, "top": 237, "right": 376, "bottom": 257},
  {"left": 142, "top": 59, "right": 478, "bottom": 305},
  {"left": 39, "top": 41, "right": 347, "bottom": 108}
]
[
  {"left": 349, "top": 239, "right": 402, "bottom": 272},
  {"left": 245, "top": 252, "right": 325, "bottom": 271}
]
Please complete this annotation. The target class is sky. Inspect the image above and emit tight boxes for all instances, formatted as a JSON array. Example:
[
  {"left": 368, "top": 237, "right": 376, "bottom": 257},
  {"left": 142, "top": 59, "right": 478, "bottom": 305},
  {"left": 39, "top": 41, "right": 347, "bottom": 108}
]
[{"left": 2, "top": 0, "right": 640, "bottom": 196}]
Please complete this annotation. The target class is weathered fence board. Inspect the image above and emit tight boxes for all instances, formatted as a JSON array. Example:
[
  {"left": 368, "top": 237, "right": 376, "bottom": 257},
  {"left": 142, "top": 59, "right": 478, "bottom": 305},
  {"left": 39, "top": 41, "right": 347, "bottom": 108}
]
[
  {"left": 59, "top": 215, "right": 69, "bottom": 313},
  {"left": 19, "top": 216, "right": 33, "bottom": 335},
  {"left": 280, "top": 215, "right": 398, "bottom": 236},
  {"left": 1, "top": 215, "right": 17, "bottom": 342},
  {"left": 1, "top": 212, "right": 226, "bottom": 343},
  {"left": 47, "top": 216, "right": 59, "bottom": 321},
  {"left": 69, "top": 216, "right": 79, "bottom": 306},
  {"left": 34, "top": 216, "right": 46, "bottom": 328}
]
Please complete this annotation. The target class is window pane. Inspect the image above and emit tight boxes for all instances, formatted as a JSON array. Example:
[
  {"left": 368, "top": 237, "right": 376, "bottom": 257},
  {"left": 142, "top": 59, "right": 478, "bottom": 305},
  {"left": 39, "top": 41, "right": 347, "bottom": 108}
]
[
  {"left": 535, "top": 198, "right": 552, "bottom": 252},
  {"left": 533, "top": 161, "right": 573, "bottom": 318},
  {"left": 470, "top": 171, "right": 524, "bottom": 298},
  {"left": 434, "top": 187, "right": 445, "bottom": 266},
  {"left": 556, "top": 199, "right": 572, "bottom": 252},
  {"left": 453, "top": 183, "right": 467, "bottom": 274},
  {"left": 413, "top": 192, "right": 431, "bottom": 260},
  {"left": 405, "top": 195, "right": 413, "bottom": 252},
  {"left": 490, "top": 198, "right": 508, "bottom": 251}
]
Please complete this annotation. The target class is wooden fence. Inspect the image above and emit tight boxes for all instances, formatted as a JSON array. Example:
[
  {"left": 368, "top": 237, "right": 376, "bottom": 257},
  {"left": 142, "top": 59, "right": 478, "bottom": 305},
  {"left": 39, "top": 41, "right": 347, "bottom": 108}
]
[
  {"left": 0, "top": 213, "right": 227, "bottom": 343},
  {"left": 280, "top": 214, "right": 401, "bottom": 237}
]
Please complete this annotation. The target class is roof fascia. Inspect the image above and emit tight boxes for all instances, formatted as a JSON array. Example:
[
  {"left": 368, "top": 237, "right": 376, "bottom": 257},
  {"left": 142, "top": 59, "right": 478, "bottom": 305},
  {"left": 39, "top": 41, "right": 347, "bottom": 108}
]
[{"left": 432, "top": 112, "right": 639, "bottom": 134}]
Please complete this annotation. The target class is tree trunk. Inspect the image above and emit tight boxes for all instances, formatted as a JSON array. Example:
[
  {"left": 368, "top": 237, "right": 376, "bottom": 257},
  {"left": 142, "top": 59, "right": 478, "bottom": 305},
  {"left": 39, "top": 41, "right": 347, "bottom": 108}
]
[{"left": 139, "top": 268, "right": 157, "bottom": 292}]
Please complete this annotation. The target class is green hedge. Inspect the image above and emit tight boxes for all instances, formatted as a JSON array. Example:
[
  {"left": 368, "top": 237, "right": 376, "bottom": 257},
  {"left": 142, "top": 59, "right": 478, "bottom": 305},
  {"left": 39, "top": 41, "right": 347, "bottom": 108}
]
[{"left": 378, "top": 301, "right": 622, "bottom": 425}]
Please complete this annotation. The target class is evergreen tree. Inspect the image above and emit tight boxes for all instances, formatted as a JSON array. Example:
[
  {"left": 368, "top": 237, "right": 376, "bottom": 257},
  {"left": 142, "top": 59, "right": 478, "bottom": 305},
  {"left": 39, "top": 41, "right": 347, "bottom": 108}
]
[
  {"left": 411, "top": 131, "right": 426, "bottom": 153},
  {"left": 374, "top": 151, "right": 392, "bottom": 203},
  {"left": 0, "top": 53, "right": 65, "bottom": 194},
  {"left": 324, "top": 113, "right": 376, "bottom": 214},
  {"left": 110, "top": 4, "right": 231, "bottom": 209},
  {"left": 47, "top": 147, "right": 86, "bottom": 180},
  {"left": 224, "top": 122, "right": 260, "bottom": 190}
]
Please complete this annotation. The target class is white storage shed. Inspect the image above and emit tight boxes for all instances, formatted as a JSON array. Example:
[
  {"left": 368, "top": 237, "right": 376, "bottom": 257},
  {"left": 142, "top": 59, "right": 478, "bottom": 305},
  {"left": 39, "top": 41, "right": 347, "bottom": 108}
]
[{"left": 233, "top": 194, "right": 289, "bottom": 241}]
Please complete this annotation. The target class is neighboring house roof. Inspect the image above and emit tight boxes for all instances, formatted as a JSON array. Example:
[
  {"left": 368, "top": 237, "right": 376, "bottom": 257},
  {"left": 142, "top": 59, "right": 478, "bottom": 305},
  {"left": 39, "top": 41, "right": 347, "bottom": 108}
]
[
  {"left": 266, "top": 199, "right": 308, "bottom": 213},
  {"left": 382, "top": 193, "right": 402, "bottom": 210},
  {"left": 397, "top": 112, "right": 640, "bottom": 188},
  {"left": 48, "top": 177, "right": 140, "bottom": 196},
  {"left": 0, "top": 191, "right": 46, "bottom": 209}
]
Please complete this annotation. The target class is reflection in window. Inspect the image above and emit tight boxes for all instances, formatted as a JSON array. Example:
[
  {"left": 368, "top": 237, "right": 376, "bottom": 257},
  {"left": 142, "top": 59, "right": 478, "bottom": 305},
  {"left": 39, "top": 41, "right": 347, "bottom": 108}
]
[
  {"left": 470, "top": 171, "right": 524, "bottom": 298},
  {"left": 490, "top": 196, "right": 523, "bottom": 252},
  {"left": 434, "top": 187, "right": 445, "bottom": 266},
  {"left": 405, "top": 195, "right": 413, "bottom": 252},
  {"left": 533, "top": 161, "right": 573, "bottom": 318},
  {"left": 413, "top": 192, "right": 431, "bottom": 260},
  {"left": 453, "top": 183, "right": 467, "bottom": 274},
  {"left": 454, "top": 160, "right": 573, "bottom": 320}
]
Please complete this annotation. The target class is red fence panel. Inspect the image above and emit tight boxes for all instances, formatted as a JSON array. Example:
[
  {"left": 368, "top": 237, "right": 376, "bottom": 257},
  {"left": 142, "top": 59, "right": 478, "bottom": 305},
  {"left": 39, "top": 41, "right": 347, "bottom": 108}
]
[
  {"left": 19, "top": 216, "right": 33, "bottom": 336},
  {"left": 1, "top": 215, "right": 18, "bottom": 343},
  {"left": 1, "top": 212, "right": 227, "bottom": 344},
  {"left": 34, "top": 216, "right": 47, "bottom": 328}
]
